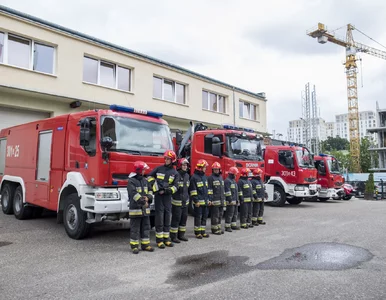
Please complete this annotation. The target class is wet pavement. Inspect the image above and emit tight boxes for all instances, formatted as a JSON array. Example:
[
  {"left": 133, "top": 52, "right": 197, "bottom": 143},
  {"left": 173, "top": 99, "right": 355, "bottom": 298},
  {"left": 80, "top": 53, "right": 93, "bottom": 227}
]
[{"left": 256, "top": 242, "right": 374, "bottom": 271}]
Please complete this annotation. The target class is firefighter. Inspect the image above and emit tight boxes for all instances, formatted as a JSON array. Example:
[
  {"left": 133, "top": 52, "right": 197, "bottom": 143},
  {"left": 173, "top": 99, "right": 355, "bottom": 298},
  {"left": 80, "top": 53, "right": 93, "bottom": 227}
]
[
  {"left": 238, "top": 167, "right": 253, "bottom": 229},
  {"left": 128, "top": 161, "right": 154, "bottom": 254},
  {"left": 208, "top": 162, "right": 225, "bottom": 235},
  {"left": 224, "top": 166, "right": 240, "bottom": 232},
  {"left": 170, "top": 158, "right": 190, "bottom": 243},
  {"left": 147, "top": 150, "right": 179, "bottom": 249},
  {"left": 251, "top": 168, "right": 267, "bottom": 225},
  {"left": 189, "top": 159, "right": 210, "bottom": 239}
]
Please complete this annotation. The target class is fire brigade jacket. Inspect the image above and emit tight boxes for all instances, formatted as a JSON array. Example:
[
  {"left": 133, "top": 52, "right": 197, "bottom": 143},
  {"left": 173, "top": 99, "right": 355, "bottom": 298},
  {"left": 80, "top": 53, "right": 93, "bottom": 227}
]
[
  {"left": 224, "top": 175, "right": 238, "bottom": 205},
  {"left": 189, "top": 170, "right": 209, "bottom": 206},
  {"left": 250, "top": 177, "right": 265, "bottom": 200},
  {"left": 238, "top": 176, "right": 253, "bottom": 203},
  {"left": 128, "top": 174, "right": 153, "bottom": 218},
  {"left": 172, "top": 169, "right": 190, "bottom": 206},
  {"left": 208, "top": 173, "right": 225, "bottom": 206},
  {"left": 148, "top": 164, "right": 179, "bottom": 195}
]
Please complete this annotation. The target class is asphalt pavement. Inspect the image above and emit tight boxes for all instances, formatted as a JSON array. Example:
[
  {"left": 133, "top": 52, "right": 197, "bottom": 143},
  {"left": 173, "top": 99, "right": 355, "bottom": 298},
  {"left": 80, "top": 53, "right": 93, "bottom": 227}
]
[{"left": 1, "top": 198, "right": 386, "bottom": 300}]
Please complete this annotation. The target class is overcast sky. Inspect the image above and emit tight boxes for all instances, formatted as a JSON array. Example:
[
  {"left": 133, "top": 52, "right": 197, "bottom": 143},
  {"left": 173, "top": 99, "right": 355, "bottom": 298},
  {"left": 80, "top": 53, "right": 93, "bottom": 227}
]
[{"left": 3, "top": 0, "right": 386, "bottom": 137}]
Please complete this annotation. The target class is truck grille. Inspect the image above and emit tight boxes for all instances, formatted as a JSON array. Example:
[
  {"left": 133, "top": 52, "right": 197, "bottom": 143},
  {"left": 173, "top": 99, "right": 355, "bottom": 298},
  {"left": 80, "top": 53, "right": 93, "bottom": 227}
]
[
  {"left": 304, "top": 177, "right": 316, "bottom": 183},
  {"left": 112, "top": 173, "right": 130, "bottom": 180}
]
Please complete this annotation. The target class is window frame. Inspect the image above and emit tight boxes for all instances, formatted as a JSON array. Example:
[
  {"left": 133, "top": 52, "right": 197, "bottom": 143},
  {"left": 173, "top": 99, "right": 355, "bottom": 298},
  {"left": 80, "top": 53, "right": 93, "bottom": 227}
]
[
  {"left": 152, "top": 76, "right": 187, "bottom": 104},
  {"left": 83, "top": 55, "right": 132, "bottom": 92},
  {"left": 0, "top": 31, "right": 56, "bottom": 75},
  {"left": 239, "top": 100, "right": 259, "bottom": 121},
  {"left": 202, "top": 90, "right": 226, "bottom": 114}
]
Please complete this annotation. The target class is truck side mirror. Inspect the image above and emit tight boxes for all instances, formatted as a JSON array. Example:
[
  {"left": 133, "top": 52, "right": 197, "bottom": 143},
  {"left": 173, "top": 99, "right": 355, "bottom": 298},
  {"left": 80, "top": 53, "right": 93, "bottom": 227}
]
[
  {"left": 79, "top": 118, "right": 91, "bottom": 146},
  {"left": 175, "top": 131, "right": 183, "bottom": 145},
  {"left": 100, "top": 136, "right": 114, "bottom": 151},
  {"left": 212, "top": 143, "right": 222, "bottom": 157}
]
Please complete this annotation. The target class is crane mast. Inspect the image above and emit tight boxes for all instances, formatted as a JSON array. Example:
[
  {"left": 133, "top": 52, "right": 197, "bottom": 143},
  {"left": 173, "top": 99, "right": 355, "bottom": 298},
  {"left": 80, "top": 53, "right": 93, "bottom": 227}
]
[{"left": 307, "top": 23, "right": 386, "bottom": 173}]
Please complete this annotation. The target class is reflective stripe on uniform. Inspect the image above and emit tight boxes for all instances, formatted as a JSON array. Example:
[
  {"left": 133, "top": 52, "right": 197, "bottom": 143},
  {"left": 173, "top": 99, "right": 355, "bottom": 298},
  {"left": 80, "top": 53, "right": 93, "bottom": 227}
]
[
  {"left": 257, "top": 217, "right": 263, "bottom": 221},
  {"left": 156, "top": 173, "right": 165, "bottom": 180},
  {"left": 243, "top": 197, "right": 251, "bottom": 202},
  {"left": 168, "top": 176, "right": 175, "bottom": 184},
  {"left": 225, "top": 191, "right": 232, "bottom": 196},
  {"left": 141, "top": 239, "right": 150, "bottom": 245},
  {"left": 197, "top": 182, "right": 204, "bottom": 187},
  {"left": 199, "top": 200, "right": 206, "bottom": 205},
  {"left": 238, "top": 192, "right": 243, "bottom": 196},
  {"left": 190, "top": 190, "right": 198, "bottom": 196},
  {"left": 163, "top": 232, "right": 170, "bottom": 238},
  {"left": 147, "top": 177, "right": 155, "bottom": 182},
  {"left": 130, "top": 239, "right": 139, "bottom": 245},
  {"left": 156, "top": 232, "right": 164, "bottom": 238},
  {"left": 170, "top": 227, "right": 178, "bottom": 233},
  {"left": 129, "top": 209, "right": 143, "bottom": 216},
  {"left": 212, "top": 200, "right": 221, "bottom": 206},
  {"left": 170, "top": 186, "right": 177, "bottom": 194},
  {"left": 208, "top": 189, "right": 213, "bottom": 195},
  {"left": 254, "top": 198, "right": 263, "bottom": 202},
  {"left": 133, "top": 193, "right": 141, "bottom": 201},
  {"left": 243, "top": 184, "right": 250, "bottom": 188},
  {"left": 252, "top": 217, "right": 258, "bottom": 221},
  {"left": 172, "top": 200, "right": 182, "bottom": 206},
  {"left": 178, "top": 226, "right": 186, "bottom": 232}
]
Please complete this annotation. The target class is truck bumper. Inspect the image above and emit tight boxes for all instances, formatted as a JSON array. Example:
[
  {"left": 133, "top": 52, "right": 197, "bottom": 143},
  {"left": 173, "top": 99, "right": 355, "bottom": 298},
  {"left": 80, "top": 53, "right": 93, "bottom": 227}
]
[
  {"left": 291, "top": 184, "right": 318, "bottom": 197},
  {"left": 81, "top": 187, "right": 130, "bottom": 214}
]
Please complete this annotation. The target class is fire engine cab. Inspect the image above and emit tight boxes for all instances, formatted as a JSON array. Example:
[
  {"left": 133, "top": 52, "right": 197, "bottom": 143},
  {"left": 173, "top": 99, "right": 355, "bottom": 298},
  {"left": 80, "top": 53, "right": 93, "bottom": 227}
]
[
  {"left": 263, "top": 145, "right": 318, "bottom": 206},
  {"left": 0, "top": 105, "right": 172, "bottom": 239}
]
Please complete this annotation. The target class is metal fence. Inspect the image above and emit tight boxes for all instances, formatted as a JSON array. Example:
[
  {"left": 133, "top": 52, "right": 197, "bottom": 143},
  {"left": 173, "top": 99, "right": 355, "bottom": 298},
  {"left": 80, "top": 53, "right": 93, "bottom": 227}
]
[{"left": 347, "top": 180, "right": 386, "bottom": 200}]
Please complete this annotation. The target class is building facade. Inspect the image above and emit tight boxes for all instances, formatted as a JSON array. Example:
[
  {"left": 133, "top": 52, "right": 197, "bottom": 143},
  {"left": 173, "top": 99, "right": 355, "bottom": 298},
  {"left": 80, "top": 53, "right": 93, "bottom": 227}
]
[
  {"left": 335, "top": 111, "right": 377, "bottom": 141},
  {"left": 0, "top": 5, "right": 267, "bottom": 134},
  {"left": 368, "top": 102, "right": 386, "bottom": 171},
  {"left": 326, "top": 122, "right": 334, "bottom": 138},
  {"left": 287, "top": 118, "right": 327, "bottom": 145}
]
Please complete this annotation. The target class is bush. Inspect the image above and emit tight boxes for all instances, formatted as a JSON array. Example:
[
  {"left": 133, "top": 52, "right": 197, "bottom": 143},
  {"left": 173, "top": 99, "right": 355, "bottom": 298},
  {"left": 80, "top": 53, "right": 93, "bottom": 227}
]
[{"left": 365, "top": 173, "right": 375, "bottom": 194}]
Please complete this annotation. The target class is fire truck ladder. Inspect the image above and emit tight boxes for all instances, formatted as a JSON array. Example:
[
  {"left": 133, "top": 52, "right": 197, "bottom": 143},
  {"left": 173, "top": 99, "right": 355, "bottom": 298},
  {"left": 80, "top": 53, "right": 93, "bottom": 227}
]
[{"left": 307, "top": 23, "right": 386, "bottom": 172}]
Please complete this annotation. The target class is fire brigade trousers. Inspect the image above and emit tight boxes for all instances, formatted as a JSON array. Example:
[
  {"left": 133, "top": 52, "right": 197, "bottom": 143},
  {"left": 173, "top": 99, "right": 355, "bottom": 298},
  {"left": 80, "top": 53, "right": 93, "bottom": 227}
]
[
  {"left": 170, "top": 205, "right": 188, "bottom": 237},
  {"left": 225, "top": 204, "right": 238, "bottom": 228},
  {"left": 210, "top": 206, "right": 221, "bottom": 232},
  {"left": 130, "top": 216, "right": 150, "bottom": 249},
  {"left": 194, "top": 205, "right": 208, "bottom": 236},
  {"left": 252, "top": 200, "right": 264, "bottom": 222},
  {"left": 218, "top": 206, "right": 224, "bottom": 231},
  {"left": 155, "top": 195, "right": 172, "bottom": 243},
  {"left": 240, "top": 201, "right": 252, "bottom": 227}
]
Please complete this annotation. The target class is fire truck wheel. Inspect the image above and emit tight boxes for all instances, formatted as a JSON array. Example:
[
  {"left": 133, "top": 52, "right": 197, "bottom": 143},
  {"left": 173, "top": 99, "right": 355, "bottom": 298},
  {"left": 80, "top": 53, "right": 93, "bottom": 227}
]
[
  {"left": 13, "top": 186, "right": 33, "bottom": 220},
  {"left": 1, "top": 183, "right": 15, "bottom": 215},
  {"left": 270, "top": 185, "right": 286, "bottom": 207},
  {"left": 287, "top": 197, "right": 302, "bottom": 205},
  {"left": 63, "top": 193, "right": 90, "bottom": 240},
  {"left": 318, "top": 198, "right": 329, "bottom": 202}
]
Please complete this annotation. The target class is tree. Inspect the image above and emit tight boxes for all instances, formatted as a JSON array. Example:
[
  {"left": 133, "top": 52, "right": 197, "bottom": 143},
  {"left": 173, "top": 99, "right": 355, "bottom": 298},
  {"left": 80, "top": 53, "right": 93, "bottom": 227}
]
[
  {"left": 364, "top": 173, "right": 375, "bottom": 200},
  {"left": 360, "top": 137, "right": 379, "bottom": 172},
  {"left": 321, "top": 136, "right": 350, "bottom": 152},
  {"left": 330, "top": 150, "right": 353, "bottom": 172}
]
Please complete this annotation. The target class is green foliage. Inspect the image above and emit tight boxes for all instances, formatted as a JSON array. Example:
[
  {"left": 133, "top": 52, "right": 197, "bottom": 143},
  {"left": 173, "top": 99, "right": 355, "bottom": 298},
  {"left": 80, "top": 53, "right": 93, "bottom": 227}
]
[
  {"left": 365, "top": 173, "right": 375, "bottom": 194},
  {"left": 322, "top": 136, "right": 350, "bottom": 152},
  {"left": 329, "top": 150, "right": 353, "bottom": 172},
  {"left": 360, "top": 137, "right": 379, "bottom": 172}
]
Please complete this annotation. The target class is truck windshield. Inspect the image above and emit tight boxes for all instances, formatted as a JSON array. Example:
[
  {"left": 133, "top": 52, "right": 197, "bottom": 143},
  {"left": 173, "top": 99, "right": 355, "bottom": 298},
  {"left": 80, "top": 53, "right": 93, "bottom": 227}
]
[
  {"left": 101, "top": 116, "right": 173, "bottom": 155},
  {"left": 226, "top": 136, "right": 263, "bottom": 161},
  {"left": 327, "top": 158, "right": 341, "bottom": 174},
  {"left": 295, "top": 148, "right": 313, "bottom": 168}
]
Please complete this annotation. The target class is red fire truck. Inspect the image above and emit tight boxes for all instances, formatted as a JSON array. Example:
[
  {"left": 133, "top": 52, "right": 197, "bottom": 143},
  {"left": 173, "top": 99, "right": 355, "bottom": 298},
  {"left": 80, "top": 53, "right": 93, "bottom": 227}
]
[
  {"left": 0, "top": 105, "right": 173, "bottom": 239},
  {"left": 263, "top": 145, "right": 318, "bottom": 206},
  {"left": 314, "top": 153, "right": 345, "bottom": 201},
  {"left": 174, "top": 122, "right": 274, "bottom": 211}
]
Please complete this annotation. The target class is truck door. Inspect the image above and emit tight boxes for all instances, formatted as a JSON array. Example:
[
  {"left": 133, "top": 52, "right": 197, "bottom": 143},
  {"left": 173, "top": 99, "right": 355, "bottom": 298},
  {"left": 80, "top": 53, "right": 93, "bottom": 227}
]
[
  {"left": 191, "top": 133, "right": 224, "bottom": 174},
  {"left": 35, "top": 130, "right": 53, "bottom": 206},
  {"left": 277, "top": 150, "right": 297, "bottom": 184}
]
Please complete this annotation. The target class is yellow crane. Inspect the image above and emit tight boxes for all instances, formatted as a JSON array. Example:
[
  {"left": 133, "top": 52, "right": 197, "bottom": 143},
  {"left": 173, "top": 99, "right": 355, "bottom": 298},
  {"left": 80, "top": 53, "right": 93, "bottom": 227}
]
[{"left": 307, "top": 23, "right": 386, "bottom": 173}]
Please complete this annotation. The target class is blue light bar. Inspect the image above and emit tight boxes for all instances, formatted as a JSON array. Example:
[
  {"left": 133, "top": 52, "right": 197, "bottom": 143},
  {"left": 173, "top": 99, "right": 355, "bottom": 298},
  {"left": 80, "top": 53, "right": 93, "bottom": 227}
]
[
  {"left": 109, "top": 104, "right": 163, "bottom": 118},
  {"left": 319, "top": 153, "right": 329, "bottom": 157},
  {"left": 222, "top": 124, "right": 255, "bottom": 133}
]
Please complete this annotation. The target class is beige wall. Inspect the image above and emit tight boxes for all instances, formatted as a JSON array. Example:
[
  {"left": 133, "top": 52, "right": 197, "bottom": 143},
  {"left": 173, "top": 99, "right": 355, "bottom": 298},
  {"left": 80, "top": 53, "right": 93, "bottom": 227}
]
[{"left": 0, "top": 12, "right": 267, "bottom": 133}]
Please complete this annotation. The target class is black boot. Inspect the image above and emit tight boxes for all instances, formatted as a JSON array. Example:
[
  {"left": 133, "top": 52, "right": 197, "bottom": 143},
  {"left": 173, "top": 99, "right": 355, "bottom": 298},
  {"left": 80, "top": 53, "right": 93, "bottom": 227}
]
[
  {"left": 171, "top": 233, "right": 180, "bottom": 243},
  {"left": 178, "top": 233, "right": 189, "bottom": 242},
  {"left": 258, "top": 220, "right": 266, "bottom": 225},
  {"left": 225, "top": 227, "right": 233, "bottom": 232}
]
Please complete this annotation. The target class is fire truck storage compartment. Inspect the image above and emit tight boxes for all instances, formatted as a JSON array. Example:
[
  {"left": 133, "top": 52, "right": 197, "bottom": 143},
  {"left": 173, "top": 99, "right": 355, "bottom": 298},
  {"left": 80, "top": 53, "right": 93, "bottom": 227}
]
[{"left": 0, "top": 106, "right": 50, "bottom": 131}]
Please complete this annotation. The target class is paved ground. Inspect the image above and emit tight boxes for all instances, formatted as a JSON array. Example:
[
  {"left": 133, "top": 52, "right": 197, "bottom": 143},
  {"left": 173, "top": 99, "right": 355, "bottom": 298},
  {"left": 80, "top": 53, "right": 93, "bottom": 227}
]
[{"left": 1, "top": 198, "right": 386, "bottom": 300}]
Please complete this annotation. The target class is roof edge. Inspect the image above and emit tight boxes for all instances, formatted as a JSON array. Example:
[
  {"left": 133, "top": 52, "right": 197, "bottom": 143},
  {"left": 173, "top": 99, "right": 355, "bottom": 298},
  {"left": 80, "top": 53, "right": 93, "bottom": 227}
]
[{"left": 0, "top": 5, "right": 267, "bottom": 101}]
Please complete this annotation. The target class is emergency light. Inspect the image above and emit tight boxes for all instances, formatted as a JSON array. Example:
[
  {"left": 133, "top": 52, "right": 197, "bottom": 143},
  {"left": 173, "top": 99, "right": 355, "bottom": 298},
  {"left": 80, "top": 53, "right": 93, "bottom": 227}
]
[
  {"left": 222, "top": 124, "right": 255, "bottom": 133},
  {"left": 319, "top": 153, "right": 329, "bottom": 157},
  {"left": 109, "top": 104, "right": 163, "bottom": 118}
]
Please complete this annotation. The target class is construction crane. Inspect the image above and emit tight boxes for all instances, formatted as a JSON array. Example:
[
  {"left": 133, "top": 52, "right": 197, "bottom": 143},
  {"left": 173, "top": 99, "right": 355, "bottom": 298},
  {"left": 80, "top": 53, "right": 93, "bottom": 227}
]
[{"left": 307, "top": 23, "right": 386, "bottom": 173}]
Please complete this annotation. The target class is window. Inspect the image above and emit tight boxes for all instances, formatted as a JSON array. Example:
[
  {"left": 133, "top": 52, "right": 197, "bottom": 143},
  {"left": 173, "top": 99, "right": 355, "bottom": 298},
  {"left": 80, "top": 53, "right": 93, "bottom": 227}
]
[
  {"left": 0, "top": 139, "right": 6, "bottom": 175},
  {"left": 0, "top": 32, "right": 55, "bottom": 74},
  {"left": 153, "top": 76, "right": 186, "bottom": 104},
  {"left": 82, "top": 56, "right": 132, "bottom": 91},
  {"left": 239, "top": 100, "right": 259, "bottom": 121},
  {"left": 202, "top": 90, "right": 226, "bottom": 113}
]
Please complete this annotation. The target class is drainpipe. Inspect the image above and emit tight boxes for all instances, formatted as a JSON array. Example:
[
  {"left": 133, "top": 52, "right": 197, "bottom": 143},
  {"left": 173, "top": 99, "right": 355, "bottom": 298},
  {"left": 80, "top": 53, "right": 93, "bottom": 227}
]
[{"left": 232, "top": 87, "right": 236, "bottom": 126}]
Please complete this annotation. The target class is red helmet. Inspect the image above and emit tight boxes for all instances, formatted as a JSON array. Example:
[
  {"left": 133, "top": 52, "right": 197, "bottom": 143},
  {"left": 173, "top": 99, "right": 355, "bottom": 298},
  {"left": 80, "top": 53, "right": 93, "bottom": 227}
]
[
  {"left": 228, "top": 167, "right": 239, "bottom": 175},
  {"left": 212, "top": 162, "right": 221, "bottom": 170},
  {"left": 252, "top": 168, "right": 263, "bottom": 176},
  {"left": 164, "top": 150, "right": 177, "bottom": 163},
  {"left": 133, "top": 161, "right": 150, "bottom": 173},
  {"left": 240, "top": 167, "right": 250, "bottom": 177},
  {"left": 177, "top": 158, "right": 189, "bottom": 169},
  {"left": 196, "top": 159, "right": 209, "bottom": 170}
]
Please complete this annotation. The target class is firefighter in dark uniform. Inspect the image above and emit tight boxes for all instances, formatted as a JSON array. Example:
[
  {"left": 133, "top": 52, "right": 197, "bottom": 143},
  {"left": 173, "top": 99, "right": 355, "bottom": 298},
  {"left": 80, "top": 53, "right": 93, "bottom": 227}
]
[
  {"left": 189, "top": 159, "right": 210, "bottom": 239},
  {"left": 147, "top": 150, "right": 179, "bottom": 249},
  {"left": 224, "top": 166, "right": 240, "bottom": 232},
  {"left": 208, "top": 162, "right": 225, "bottom": 235},
  {"left": 128, "top": 161, "right": 154, "bottom": 254},
  {"left": 238, "top": 167, "right": 253, "bottom": 229},
  {"left": 170, "top": 158, "right": 190, "bottom": 243},
  {"left": 251, "top": 168, "right": 267, "bottom": 225}
]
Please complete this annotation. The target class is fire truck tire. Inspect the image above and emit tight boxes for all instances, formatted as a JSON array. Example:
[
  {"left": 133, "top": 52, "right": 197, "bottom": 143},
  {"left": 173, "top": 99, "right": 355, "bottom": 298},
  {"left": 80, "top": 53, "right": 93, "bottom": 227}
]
[
  {"left": 13, "top": 186, "right": 33, "bottom": 220},
  {"left": 1, "top": 183, "right": 15, "bottom": 215},
  {"left": 270, "top": 185, "right": 286, "bottom": 207},
  {"left": 287, "top": 197, "right": 302, "bottom": 205},
  {"left": 63, "top": 193, "right": 90, "bottom": 240}
]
